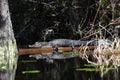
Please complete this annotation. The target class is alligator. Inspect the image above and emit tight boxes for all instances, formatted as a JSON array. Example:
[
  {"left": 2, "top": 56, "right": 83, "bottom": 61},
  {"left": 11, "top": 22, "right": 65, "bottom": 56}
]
[
  {"left": 48, "top": 39, "right": 105, "bottom": 47},
  {"left": 29, "top": 39, "right": 76, "bottom": 48},
  {"left": 29, "top": 39, "right": 112, "bottom": 52}
]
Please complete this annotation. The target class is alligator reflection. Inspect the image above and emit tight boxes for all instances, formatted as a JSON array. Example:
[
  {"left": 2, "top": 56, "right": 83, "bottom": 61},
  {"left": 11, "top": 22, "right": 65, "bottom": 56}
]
[{"left": 15, "top": 55, "right": 120, "bottom": 80}]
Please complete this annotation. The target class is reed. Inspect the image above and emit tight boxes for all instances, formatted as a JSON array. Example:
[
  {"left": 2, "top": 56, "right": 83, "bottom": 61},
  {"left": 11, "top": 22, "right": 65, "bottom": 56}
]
[{"left": 78, "top": 38, "right": 120, "bottom": 77}]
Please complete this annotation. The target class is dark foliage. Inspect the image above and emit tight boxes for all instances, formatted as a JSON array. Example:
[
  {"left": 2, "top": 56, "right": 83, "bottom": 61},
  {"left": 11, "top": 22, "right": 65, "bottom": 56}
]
[
  {"left": 8, "top": 0, "right": 120, "bottom": 46},
  {"left": 8, "top": 0, "right": 97, "bottom": 46}
]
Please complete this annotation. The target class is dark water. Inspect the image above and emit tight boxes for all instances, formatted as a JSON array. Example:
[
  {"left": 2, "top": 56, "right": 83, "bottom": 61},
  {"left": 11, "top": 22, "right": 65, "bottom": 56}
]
[{"left": 15, "top": 55, "right": 120, "bottom": 80}]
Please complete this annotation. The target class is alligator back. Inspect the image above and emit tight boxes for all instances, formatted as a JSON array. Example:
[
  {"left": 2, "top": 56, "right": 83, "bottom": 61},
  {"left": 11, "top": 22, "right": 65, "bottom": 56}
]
[{"left": 49, "top": 39, "right": 76, "bottom": 47}]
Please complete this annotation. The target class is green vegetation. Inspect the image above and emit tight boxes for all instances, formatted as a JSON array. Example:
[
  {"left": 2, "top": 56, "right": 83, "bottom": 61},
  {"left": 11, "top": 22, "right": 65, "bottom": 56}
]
[
  {"left": 84, "top": 64, "right": 105, "bottom": 67},
  {"left": 76, "top": 68, "right": 99, "bottom": 72},
  {"left": 76, "top": 67, "right": 117, "bottom": 72},
  {"left": 22, "top": 70, "right": 40, "bottom": 74}
]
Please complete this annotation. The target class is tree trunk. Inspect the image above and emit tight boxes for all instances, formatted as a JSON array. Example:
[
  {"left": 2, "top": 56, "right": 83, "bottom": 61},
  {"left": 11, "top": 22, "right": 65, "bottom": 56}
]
[{"left": 0, "top": 0, "right": 18, "bottom": 80}]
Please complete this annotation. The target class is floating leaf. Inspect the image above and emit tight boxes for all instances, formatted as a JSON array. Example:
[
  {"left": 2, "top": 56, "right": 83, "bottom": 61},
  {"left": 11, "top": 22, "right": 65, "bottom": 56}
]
[
  {"left": 84, "top": 64, "right": 105, "bottom": 67},
  {"left": 76, "top": 68, "right": 98, "bottom": 72},
  {"left": 76, "top": 67, "right": 117, "bottom": 72},
  {"left": 22, "top": 70, "right": 40, "bottom": 74}
]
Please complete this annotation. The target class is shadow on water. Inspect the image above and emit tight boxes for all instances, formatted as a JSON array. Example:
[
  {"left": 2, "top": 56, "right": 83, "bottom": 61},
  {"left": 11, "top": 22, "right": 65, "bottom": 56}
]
[{"left": 15, "top": 55, "right": 120, "bottom": 80}]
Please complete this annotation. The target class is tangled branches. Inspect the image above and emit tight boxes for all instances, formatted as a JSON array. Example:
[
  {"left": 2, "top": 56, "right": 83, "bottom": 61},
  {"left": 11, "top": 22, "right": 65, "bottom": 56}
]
[{"left": 78, "top": 38, "right": 120, "bottom": 77}]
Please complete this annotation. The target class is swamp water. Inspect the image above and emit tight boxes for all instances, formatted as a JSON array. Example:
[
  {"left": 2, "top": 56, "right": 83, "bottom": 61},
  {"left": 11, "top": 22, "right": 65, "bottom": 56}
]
[{"left": 15, "top": 55, "right": 120, "bottom": 80}]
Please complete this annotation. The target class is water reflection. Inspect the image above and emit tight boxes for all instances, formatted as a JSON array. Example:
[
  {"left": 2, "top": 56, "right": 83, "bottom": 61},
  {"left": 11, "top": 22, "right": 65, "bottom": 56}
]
[{"left": 15, "top": 55, "right": 120, "bottom": 80}]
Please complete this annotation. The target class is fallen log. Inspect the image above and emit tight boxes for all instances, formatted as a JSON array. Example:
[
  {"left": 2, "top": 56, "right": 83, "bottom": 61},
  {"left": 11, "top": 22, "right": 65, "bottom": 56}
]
[{"left": 19, "top": 46, "right": 97, "bottom": 55}]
